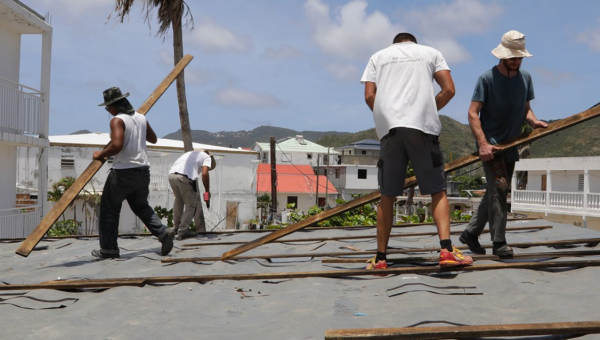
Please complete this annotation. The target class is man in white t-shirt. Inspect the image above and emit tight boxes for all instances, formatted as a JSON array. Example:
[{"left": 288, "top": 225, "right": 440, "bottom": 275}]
[
  {"left": 168, "top": 150, "right": 214, "bottom": 240},
  {"left": 361, "top": 33, "right": 472, "bottom": 270}
]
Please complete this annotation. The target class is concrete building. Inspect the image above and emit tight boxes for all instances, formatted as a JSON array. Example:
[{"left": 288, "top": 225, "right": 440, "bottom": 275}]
[
  {"left": 511, "top": 156, "right": 600, "bottom": 231},
  {"left": 253, "top": 135, "right": 339, "bottom": 167},
  {"left": 0, "top": 0, "right": 52, "bottom": 238},
  {"left": 17, "top": 133, "right": 259, "bottom": 234}
]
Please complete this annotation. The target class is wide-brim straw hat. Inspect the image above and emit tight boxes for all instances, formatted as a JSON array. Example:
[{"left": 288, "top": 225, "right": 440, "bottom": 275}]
[{"left": 491, "top": 30, "right": 533, "bottom": 59}]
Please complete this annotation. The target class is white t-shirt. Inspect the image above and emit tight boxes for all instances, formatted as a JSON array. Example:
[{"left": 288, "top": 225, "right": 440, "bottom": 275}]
[
  {"left": 169, "top": 151, "right": 212, "bottom": 180},
  {"left": 112, "top": 112, "right": 150, "bottom": 169},
  {"left": 360, "top": 42, "right": 450, "bottom": 139}
]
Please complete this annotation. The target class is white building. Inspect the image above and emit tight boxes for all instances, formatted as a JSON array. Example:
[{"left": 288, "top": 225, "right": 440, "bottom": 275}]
[
  {"left": 17, "top": 133, "right": 259, "bottom": 234},
  {"left": 0, "top": 0, "right": 52, "bottom": 238},
  {"left": 253, "top": 135, "right": 340, "bottom": 167},
  {"left": 511, "top": 156, "right": 600, "bottom": 231},
  {"left": 326, "top": 164, "right": 378, "bottom": 200}
]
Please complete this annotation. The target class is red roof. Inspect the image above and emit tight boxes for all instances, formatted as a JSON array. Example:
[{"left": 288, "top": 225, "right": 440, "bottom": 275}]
[{"left": 257, "top": 164, "right": 338, "bottom": 194}]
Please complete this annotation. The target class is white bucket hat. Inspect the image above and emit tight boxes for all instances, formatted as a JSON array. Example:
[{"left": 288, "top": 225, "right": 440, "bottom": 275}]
[{"left": 491, "top": 30, "right": 533, "bottom": 59}]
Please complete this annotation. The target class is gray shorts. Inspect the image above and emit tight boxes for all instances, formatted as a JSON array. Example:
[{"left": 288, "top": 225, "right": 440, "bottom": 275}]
[{"left": 378, "top": 127, "right": 446, "bottom": 197}]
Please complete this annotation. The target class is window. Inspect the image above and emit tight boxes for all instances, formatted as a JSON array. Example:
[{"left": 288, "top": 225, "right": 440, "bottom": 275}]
[
  {"left": 578, "top": 174, "right": 584, "bottom": 191},
  {"left": 287, "top": 196, "right": 298, "bottom": 209},
  {"left": 323, "top": 155, "right": 329, "bottom": 164},
  {"left": 348, "top": 151, "right": 352, "bottom": 155},
  {"left": 318, "top": 197, "right": 326, "bottom": 208},
  {"left": 307, "top": 153, "right": 312, "bottom": 160},
  {"left": 60, "top": 155, "right": 74, "bottom": 170},
  {"left": 358, "top": 169, "right": 367, "bottom": 179},
  {"left": 361, "top": 150, "right": 367, "bottom": 155},
  {"left": 335, "top": 169, "right": 341, "bottom": 179}
]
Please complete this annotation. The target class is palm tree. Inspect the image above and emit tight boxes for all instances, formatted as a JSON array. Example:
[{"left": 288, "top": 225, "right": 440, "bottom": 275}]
[{"left": 111, "top": 0, "right": 194, "bottom": 151}]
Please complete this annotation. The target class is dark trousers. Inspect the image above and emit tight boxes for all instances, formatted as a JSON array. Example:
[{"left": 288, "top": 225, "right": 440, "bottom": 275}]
[
  {"left": 466, "top": 154, "right": 515, "bottom": 243},
  {"left": 99, "top": 167, "right": 166, "bottom": 251}
]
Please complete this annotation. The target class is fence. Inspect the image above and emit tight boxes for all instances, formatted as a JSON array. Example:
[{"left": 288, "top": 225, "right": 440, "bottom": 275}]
[
  {"left": 0, "top": 77, "right": 43, "bottom": 135},
  {"left": 0, "top": 206, "right": 42, "bottom": 239}
]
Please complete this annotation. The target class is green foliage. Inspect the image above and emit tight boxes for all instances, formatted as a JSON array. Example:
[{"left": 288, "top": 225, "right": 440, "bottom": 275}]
[
  {"left": 451, "top": 209, "right": 472, "bottom": 222},
  {"left": 47, "top": 219, "right": 80, "bottom": 236},
  {"left": 154, "top": 206, "right": 174, "bottom": 228},
  {"left": 286, "top": 194, "right": 377, "bottom": 227},
  {"left": 257, "top": 194, "right": 271, "bottom": 209},
  {"left": 453, "top": 175, "right": 484, "bottom": 197},
  {"left": 266, "top": 224, "right": 284, "bottom": 230}
]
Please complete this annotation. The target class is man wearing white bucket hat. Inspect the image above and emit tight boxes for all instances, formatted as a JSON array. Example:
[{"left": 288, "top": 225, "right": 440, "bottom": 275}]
[{"left": 460, "top": 31, "right": 547, "bottom": 257}]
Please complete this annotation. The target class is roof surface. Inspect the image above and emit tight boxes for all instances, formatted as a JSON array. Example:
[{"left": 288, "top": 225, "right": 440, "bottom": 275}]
[
  {"left": 255, "top": 136, "right": 340, "bottom": 154},
  {"left": 1, "top": 219, "right": 600, "bottom": 339},
  {"left": 256, "top": 164, "right": 338, "bottom": 194},
  {"left": 49, "top": 133, "right": 256, "bottom": 154}
]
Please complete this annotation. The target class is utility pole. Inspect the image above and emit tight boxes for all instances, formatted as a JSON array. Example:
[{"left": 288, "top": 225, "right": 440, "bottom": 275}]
[
  {"left": 269, "top": 137, "right": 277, "bottom": 225},
  {"left": 325, "top": 148, "right": 329, "bottom": 210},
  {"left": 315, "top": 154, "right": 320, "bottom": 207}
]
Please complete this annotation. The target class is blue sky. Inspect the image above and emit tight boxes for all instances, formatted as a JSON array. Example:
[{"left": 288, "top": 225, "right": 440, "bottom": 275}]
[{"left": 18, "top": 0, "right": 600, "bottom": 138}]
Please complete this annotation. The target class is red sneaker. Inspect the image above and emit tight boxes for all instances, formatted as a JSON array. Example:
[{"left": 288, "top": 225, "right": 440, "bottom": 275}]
[
  {"left": 439, "top": 246, "right": 473, "bottom": 267},
  {"left": 366, "top": 257, "right": 388, "bottom": 270}
]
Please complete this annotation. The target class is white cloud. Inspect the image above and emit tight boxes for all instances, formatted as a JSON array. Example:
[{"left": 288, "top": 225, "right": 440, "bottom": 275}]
[
  {"left": 32, "top": 0, "right": 110, "bottom": 18},
  {"left": 421, "top": 38, "right": 472, "bottom": 65},
  {"left": 304, "top": 0, "right": 402, "bottom": 61},
  {"left": 325, "top": 63, "right": 360, "bottom": 81},
  {"left": 186, "top": 16, "right": 252, "bottom": 53},
  {"left": 263, "top": 45, "right": 302, "bottom": 59},
  {"left": 404, "top": 0, "right": 503, "bottom": 38},
  {"left": 215, "top": 89, "right": 278, "bottom": 108},
  {"left": 577, "top": 17, "right": 600, "bottom": 52}
]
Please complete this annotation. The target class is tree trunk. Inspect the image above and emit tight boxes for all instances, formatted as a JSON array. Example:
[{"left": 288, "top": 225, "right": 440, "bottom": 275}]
[{"left": 172, "top": 15, "right": 193, "bottom": 152}]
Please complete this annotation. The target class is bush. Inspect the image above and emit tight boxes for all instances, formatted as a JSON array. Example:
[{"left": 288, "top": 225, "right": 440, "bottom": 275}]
[{"left": 47, "top": 219, "right": 81, "bottom": 236}]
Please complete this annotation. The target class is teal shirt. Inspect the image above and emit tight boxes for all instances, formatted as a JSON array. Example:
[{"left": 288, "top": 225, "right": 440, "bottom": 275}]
[{"left": 472, "top": 66, "right": 534, "bottom": 162}]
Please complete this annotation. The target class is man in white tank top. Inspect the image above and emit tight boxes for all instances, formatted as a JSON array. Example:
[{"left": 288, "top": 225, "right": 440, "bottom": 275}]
[{"left": 92, "top": 87, "right": 175, "bottom": 259}]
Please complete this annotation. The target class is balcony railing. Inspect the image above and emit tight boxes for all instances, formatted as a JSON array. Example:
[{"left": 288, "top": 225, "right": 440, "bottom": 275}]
[
  {"left": 0, "top": 76, "right": 43, "bottom": 135},
  {"left": 513, "top": 189, "right": 600, "bottom": 217},
  {"left": 0, "top": 206, "right": 42, "bottom": 239}
]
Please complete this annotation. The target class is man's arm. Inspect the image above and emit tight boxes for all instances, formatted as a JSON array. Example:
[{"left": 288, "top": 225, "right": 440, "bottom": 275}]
[
  {"left": 93, "top": 118, "right": 125, "bottom": 160},
  {"left": 433, "top": 70, "right": 455, "bottom": 111},
  {"left": 146, "top": 121, "right": 158, "bottom": 144},
  {"left": 468, "top": 101, "right": 500, "bottom": 162},
  {"left": 523, "top": 102, "right": 548, "bottom": 129},
  {"left": 200, "top": 166, "right": 210, "bottom": 192},
  {"left": 364, "top": 81, "right": 377, "bottom": 112}
]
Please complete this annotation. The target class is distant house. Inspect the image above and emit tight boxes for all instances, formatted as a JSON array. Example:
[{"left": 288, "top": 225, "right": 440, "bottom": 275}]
[
  {"left": 334, "top": 139, "right": 380, "bottom": 165},
  {"left": 512, "top": 156, "right": 600, "bottom": 231},
  {"left": 326, "top": 164, "right": 378, "bottom": 200},
  {"left": 256, "top": 164, "right": 337, "bottom": 218},
  {"left": 17, "top": 133, "right": 259, "bottom": 233},
  {"left": 0, "top": 0, "right": 52, "bottom": 238},
  {"left": 253, "top": 135, "right": 339, "bottom": 167}
]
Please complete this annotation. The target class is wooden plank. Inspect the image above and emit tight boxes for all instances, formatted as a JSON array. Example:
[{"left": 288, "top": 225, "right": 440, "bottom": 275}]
[
  {"left": 221, "top": 103, "right": 600, "bottom": 260},
  {"left": 322, "top": 249, "right": 600, "bottom": 264},
  {"left": 164, "top": 237, "right": 600, "bottom": 263},
  {"left": 2, "top": 259, "right": 600, "bottom": 291},
  {"left": 15, "top": 55, "right": 194, "bottom": 257},
  {"left": 183, "top": 225, "right": 552, "bottom": 247},
  {"left": 324, "top": 321, "right": 600, "bottom": 340}
]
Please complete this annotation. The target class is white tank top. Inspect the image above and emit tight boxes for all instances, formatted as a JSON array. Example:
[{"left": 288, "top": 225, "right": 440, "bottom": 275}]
[{"left": 112, "top": 112, "right": 150, "bottom": 169}]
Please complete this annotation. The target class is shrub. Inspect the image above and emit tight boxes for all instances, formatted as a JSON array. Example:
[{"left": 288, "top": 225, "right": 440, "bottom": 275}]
[{"left": 47, "top": 219, "right": 81, "bottom": 236}]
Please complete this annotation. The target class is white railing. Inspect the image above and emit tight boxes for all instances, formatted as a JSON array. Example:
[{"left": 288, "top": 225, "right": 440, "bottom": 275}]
[
  {"left": 513, "top": 190, "right": 546, "bottom": 206},
  {"left": 588, "top": 193, "right": 600, "bottom": 210},
  {"left": 549, "top": 191, "right": 584, "bottom": 209},
  {"left": 150, "top": 174, "right": 168, "bottom": 191},
  {"left": 0, "top": 206, "right": 42, "bottom": 239},
  {"left": 0, "top": 76, "right": 43, "bottom": 135}
]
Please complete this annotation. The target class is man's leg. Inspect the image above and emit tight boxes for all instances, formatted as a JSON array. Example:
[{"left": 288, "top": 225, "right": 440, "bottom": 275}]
[
  {"left": 460, "top": 191, "right": 488, "bottom": 254},
  {"left": 486, "top": 157, "right": 515, "bottom": 256},
  {"left": 168, "top": 173, "right": 184, "bottom": 234},
  {"left": 376, "top": 195, "right": 395, "bottom": 253},
  {"left": 193, "top": 195, "right": 206, "bottom": 233},
  {"left": 431, "top": 190, "right": 450, "bottom": 240},
  {"left": 97, "top": 170, "right": 128, "bottom": 257}
]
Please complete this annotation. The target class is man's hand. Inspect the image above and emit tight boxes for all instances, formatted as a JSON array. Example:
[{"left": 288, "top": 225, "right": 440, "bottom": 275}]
[
  {"left": 203, "top": 192, "right": 211, "bottom": 209},
  {"left": 530, "top": 119, "right": 548, "bottom": 129},
  {"left": 479, "top": 142, "right": 501, "bottom": 162},
  {"left": 93, "top": 151, "right": 104, "bottom": 160}
]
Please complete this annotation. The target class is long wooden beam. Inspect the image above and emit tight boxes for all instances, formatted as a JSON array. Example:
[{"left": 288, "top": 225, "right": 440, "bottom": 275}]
[
  {"left": 322, "top": 249, "right": 600, "bottom": 264},
  {"left": 164, "top": 237, "right": 600, "bottom": 263},
  {"left": 324, "top": 321, "right": 600, "bottom": 340},
  {"left": 183, "top": 225, "right": 551, "bottom": 247},
  {"left": 221, "top": 103, "right": 600, "bottom": 260},
  {"left": 2, "top": 259, "right": 600, "bottom": 291},
  {"left": 15, "top": 55, "right": 194, "bottom": 258}
]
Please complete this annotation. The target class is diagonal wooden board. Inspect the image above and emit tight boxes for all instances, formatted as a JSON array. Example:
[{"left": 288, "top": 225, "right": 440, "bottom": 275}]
[
  {"left": 15, "top": 54, "right": 194, "bottom": 257},
  {"left": 222, "top": 103, "right": 600, "bottom": 260}
]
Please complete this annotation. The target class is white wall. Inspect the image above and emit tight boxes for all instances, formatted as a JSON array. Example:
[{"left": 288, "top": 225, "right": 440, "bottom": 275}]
[
  {"left": 345, "top": 165, "right": 378, "bottom": 190},
  {"left": 0, "top": 144, "right": 16, "bottom": 210},
  {"left": 0, "top": 21, "right": 20, "bottom": 82}
]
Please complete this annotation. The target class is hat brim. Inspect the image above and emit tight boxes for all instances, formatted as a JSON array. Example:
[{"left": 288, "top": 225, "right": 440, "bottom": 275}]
[
  {"left": 491, "top": 44, "right": 532, "bottom": 59},
  {"left": 98, "top": 92, "right": 130, "bottom": 106}
]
